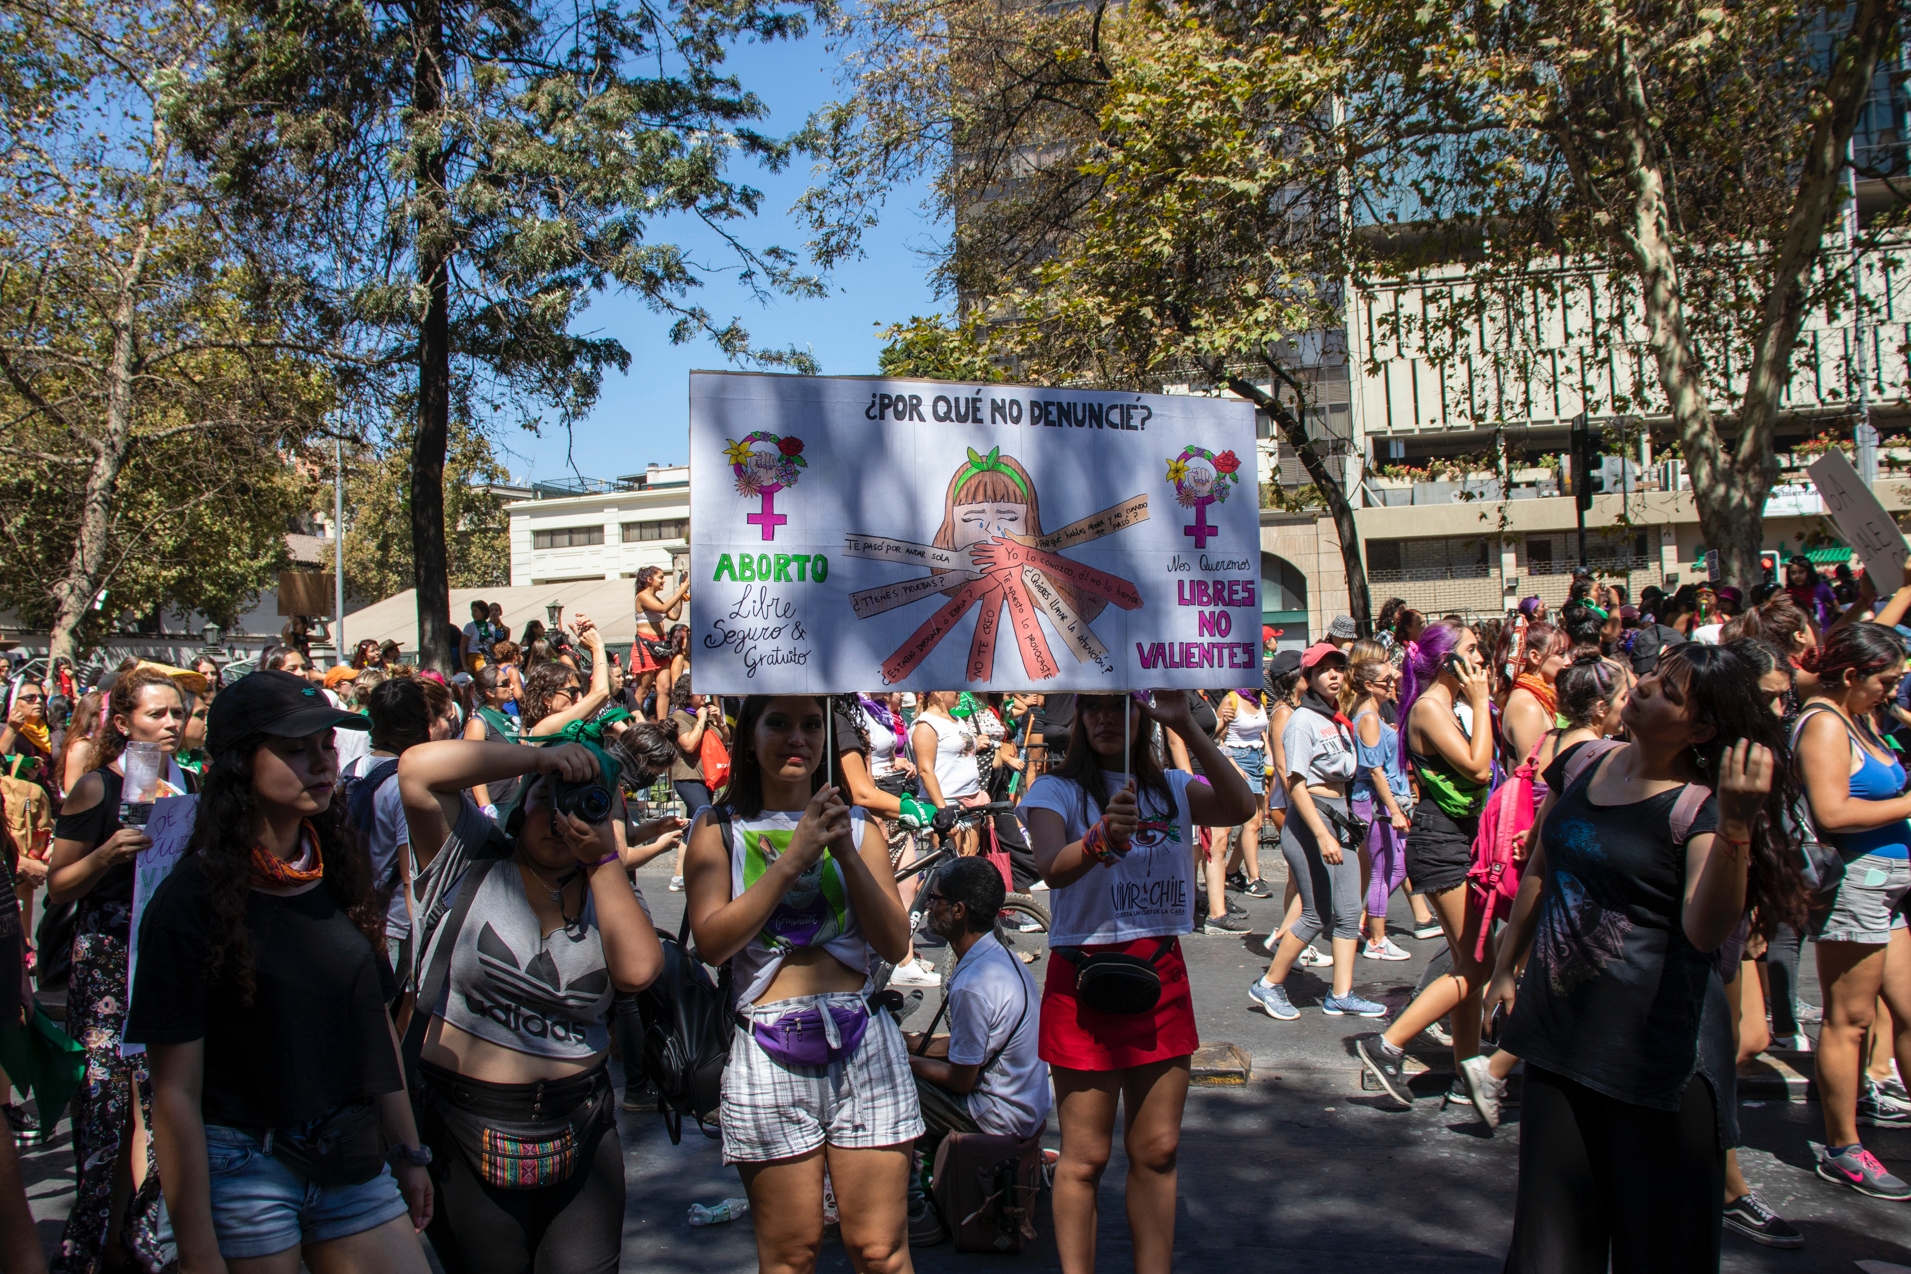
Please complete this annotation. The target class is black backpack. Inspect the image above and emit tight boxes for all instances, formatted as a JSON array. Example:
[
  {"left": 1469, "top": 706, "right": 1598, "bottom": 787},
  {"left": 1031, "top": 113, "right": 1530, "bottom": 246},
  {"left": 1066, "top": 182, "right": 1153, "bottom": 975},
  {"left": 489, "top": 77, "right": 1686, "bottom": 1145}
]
[{"left": 637, "top": 813, "right": 735, "bottom": 1144}]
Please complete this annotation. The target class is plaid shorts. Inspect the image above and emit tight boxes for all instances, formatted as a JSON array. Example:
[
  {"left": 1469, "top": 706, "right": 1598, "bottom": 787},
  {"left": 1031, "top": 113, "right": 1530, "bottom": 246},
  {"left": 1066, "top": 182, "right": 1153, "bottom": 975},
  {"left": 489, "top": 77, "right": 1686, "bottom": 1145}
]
[{"left": 721, "top": 991, "right": 924, "bottom": 1164}]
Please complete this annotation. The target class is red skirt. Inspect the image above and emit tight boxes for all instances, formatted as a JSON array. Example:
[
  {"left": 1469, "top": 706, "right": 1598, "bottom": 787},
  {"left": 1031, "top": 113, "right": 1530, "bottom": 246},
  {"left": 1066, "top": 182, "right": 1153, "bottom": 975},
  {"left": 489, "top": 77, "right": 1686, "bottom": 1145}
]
[
  {"left": 1038, "top": 935, "right": 1199, "bottom": 1072},
  {"left": 627, "top": 641, "right": 664, "bottom": 674}
]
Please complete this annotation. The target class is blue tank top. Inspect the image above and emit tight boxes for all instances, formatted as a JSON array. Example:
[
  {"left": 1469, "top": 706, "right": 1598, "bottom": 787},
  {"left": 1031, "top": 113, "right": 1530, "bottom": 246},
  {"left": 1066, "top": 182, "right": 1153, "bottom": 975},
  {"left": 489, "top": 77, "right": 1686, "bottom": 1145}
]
[{"left": 1802, "top": 707, "right": 1911, "bottom": 861}]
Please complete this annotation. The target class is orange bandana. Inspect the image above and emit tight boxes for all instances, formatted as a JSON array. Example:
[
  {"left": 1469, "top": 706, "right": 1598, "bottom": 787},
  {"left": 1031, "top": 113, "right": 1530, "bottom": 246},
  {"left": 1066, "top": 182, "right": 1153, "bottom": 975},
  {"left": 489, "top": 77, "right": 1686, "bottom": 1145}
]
[
  {"left": 1513, "top": 673, "right": 1557, "bottom": 718},
  {"left": 249, "top": 820, "right": 324, "bottom": 886}
]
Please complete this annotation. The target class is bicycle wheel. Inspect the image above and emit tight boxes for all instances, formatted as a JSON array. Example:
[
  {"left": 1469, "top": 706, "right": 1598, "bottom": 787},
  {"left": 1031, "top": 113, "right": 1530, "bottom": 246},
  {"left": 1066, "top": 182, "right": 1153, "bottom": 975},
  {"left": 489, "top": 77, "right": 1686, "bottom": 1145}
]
[{"left": 994, "top": 895, "right": 1050, "bottom": 966}]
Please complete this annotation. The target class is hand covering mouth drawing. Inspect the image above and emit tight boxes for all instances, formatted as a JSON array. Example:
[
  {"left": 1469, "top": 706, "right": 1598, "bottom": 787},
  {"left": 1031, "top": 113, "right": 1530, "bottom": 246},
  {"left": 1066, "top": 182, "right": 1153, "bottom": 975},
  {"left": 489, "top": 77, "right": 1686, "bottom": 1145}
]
[{"left": 843, "top": 447, "right": 1150, "bottom": 684}]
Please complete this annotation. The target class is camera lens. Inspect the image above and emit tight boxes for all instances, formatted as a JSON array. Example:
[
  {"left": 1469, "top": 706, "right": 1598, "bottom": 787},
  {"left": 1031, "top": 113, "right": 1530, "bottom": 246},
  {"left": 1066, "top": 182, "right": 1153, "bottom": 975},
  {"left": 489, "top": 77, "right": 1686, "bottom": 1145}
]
[{"left": 553, "top": 779, "right": 615, "bottom": 824}]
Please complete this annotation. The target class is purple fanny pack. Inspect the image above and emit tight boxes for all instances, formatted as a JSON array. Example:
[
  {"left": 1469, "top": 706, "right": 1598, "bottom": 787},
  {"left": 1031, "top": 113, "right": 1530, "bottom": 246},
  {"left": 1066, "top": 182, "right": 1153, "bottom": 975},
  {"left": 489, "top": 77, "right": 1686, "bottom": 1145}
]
[{"left": 746, "top": 1002, "right": 870, "bottom": 1068}]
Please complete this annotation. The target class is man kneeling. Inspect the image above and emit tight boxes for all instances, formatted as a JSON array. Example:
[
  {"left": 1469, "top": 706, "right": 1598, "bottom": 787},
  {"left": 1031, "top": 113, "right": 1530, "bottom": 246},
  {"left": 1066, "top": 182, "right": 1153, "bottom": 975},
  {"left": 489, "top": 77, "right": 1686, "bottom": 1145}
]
[{"left": 903, "top": 858, "right": 1049, "bottom": 1245}]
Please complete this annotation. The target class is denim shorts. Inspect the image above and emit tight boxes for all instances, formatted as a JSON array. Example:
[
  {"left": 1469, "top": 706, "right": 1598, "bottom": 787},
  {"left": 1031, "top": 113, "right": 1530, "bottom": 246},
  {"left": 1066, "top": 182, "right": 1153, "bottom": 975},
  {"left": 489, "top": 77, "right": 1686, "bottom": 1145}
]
[
  {"left": 1815, "top": 851, "right": 1911, "bottom": 944},
  {"left": 205, "top": 1124, "right": 411, "bottom": 1259},
  {"left": 1228, "top": 746, "right": 1267, "bottom": 795}
]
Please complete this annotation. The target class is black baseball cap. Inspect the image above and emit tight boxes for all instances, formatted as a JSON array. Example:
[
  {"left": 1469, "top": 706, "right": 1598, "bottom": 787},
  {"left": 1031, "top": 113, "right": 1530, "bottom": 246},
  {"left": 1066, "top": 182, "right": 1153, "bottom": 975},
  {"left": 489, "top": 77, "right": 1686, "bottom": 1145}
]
[
  {"left": 207, "top": 670, "right": 370, "bottom": 754},
  {"left": 1266, "top": 649, "right": 1304, "bottom": 678}
]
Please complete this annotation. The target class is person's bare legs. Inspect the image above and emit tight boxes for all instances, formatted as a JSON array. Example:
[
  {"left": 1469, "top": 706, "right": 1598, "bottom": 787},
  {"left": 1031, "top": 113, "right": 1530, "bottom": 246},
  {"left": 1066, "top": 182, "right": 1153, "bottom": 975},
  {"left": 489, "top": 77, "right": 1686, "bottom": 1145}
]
[
  {"left": 1239, "top": 794, "right": 1264, "bottom": 883},
  {"left": 1203, "top": 830, "right": 1229, "bottom": 922},
  {"left": 1120, "top": 1059, "right": 1190, "bottom": 1274},
  {"left": 1868, "top": 995, "right": 1897, "bottom": 1084},
  {"left": 740, "top": 1148, "right": 829, "bottom": 1274},
  {"left": 1817, "top": 939, "right": 1889, "bottom": 1147},
  {"left": 826, "top": 1144, "right": 915, "bottom": 1274},
  {"left": 300, "top": 1214, "right": 433, "bottom": 1274},
  {"left": 1051, "top": 1068, "right": 1121, "bottom": 1274},
  {"left": 1404, "top": 878, "right": 1436, "bottom": 929},
  {"left": 1378, "top": 884, "right": 1488, "bottom": 1063}
]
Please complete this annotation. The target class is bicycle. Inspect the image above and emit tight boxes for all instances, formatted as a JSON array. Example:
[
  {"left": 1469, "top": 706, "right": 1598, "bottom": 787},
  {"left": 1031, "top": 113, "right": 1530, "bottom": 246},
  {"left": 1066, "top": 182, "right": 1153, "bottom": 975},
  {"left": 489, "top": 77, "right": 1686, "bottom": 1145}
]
[{"left": 871, "top": 800, "right": 1050, "bottom": 996}]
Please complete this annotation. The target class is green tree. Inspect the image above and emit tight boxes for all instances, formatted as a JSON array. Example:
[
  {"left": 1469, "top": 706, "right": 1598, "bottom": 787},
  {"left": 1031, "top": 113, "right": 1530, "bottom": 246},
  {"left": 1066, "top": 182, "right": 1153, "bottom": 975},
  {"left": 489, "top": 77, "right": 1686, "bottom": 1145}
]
[
  {"left": 328, "top": 422, "right": 511, "bottom": 604},
  {"left": 0, "top": 0, "right": 332, "bottom": 663},
  {"left": 192, "top": 0, "right": 831, "bottom": 667},
  {"left": 876, "top": 315, "right": 1007, "bottom": 382}
]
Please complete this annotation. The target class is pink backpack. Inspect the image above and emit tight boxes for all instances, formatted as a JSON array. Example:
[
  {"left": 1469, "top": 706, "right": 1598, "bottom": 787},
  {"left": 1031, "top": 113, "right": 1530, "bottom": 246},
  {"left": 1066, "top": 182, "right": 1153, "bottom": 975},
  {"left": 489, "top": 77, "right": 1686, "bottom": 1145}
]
[
  {"left": 1466, "top": 735, "right": 1549, "bottom": 960},
  {"left": 1468, "top": 737, "right": 1712, "bottom": 960}
]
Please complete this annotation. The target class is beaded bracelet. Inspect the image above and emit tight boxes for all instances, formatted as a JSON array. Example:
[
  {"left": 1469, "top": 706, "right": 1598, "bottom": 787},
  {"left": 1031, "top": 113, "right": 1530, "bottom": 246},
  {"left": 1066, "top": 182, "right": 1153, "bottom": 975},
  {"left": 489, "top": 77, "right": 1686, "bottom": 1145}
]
[{"left": 1081, "top": 821, "right": 1117, "bottom": 866}]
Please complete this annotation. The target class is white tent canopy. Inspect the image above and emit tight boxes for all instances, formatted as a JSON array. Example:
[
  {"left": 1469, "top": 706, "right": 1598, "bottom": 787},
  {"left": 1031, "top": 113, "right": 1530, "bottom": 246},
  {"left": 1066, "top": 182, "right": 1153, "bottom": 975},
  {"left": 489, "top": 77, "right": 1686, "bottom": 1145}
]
[{"left": 341, "top": 580, "right": 649, "bottom": 655}]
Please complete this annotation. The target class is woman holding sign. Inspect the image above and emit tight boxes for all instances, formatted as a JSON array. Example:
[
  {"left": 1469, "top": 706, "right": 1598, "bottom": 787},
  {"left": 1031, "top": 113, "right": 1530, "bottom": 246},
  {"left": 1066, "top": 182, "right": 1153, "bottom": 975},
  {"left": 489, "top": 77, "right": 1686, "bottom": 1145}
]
[
  {"left": 1022, "top": 691, "right": 1252, "bottom": 1274},
  {"left": 47, "top": 665, "right": 189, "bottom": 1274}
]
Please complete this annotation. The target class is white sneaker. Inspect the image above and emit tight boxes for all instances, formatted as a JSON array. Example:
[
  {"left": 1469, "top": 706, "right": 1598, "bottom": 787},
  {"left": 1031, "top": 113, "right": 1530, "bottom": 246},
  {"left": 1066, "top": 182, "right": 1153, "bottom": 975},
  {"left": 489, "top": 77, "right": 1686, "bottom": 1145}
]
[
  {"left": 1362, "top": 937, "right": 1411, "bottom": 961},
  {"left": 1295, "top": 944, "right": 1332, "bottom": 968},
  {"left": 890, "top": 958, "right": 943, "bottom": 988},
  {"left": 1029, "top": 880, "right": 1049, "bottom": 891},
  {"left": 668, "top": 876, "right": 685, "bottom": 892},
  {"left": 1262, "top": 929, "right": 1285, "bottom": 954}
]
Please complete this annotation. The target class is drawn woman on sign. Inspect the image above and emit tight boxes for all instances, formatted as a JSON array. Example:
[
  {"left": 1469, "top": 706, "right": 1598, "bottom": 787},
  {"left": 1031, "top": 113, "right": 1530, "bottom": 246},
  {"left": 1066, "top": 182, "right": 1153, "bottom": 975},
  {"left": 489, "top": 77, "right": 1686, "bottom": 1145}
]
[
  {"left": 928, "top": 448, "right": 1105, "bottom": 625},
  {"left": 851, "top": 446, "right": 1146, "bottom": 686}
]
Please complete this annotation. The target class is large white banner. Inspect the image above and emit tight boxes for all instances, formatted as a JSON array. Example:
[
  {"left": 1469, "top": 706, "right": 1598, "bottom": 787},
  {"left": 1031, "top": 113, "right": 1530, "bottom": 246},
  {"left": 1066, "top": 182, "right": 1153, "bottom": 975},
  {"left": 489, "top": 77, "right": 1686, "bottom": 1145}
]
[{"left": 689, "top": 372, "right": 1261, "bottom": 693}]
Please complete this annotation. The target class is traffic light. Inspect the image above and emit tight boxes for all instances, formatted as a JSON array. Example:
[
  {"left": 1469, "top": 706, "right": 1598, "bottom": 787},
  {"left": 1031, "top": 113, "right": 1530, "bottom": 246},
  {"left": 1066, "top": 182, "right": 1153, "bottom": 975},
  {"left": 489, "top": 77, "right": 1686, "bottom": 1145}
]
[{"left": 1570, "top": 414, "right": 1595, "bottom": 512}]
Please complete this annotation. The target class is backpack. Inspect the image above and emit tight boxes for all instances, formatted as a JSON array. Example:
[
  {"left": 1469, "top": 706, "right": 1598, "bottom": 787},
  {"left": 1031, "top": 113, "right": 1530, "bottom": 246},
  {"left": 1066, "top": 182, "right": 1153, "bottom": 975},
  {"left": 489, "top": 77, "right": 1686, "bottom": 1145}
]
[
  {"left": 341, "top": 758, "right": 400, "bottom": 894},
  {"left": 1466, "top": 735, "right": 1548, "bottom": 961},
  {"left": 0, "top": 758, "right": 51, "bottom": 867},
  {"left": 932, "top": 1131, "right": 1044, "bottom": 1253},
  {"left": 699, "top": 730, "right": 732, "bottom": 794},
  {"left": 1555, "top": 738, "right": 1713, "bottom": 848},
  {"left": 637, "top": 812, "right": 734, "bottom": 1144}
]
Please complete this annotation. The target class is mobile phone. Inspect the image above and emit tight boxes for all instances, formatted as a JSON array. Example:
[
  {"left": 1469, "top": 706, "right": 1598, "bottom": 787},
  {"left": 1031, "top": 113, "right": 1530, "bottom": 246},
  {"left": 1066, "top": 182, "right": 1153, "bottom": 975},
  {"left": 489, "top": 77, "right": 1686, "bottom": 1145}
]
[{"left": 1443, "top": 652, "right": 1467, "bottom": 679}]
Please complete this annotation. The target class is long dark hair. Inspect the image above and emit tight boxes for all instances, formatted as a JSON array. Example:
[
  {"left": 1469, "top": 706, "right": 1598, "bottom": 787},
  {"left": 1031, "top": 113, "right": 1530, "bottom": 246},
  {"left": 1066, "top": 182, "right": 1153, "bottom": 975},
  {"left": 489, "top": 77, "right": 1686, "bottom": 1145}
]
[
  {"left": 1799, "top": 620, "right": 1906, "bottom": 690},
  {"left": 1049, "top": 695, "right": 1174, "bottom": 831},
  {"left": 1654, "top": 643, "right": 1808, "bottom": 935},
  {"left": 184, "top": 734, "right": 383, "bottom": 1006},
  {"left": 717, "top": 695, "right": 830, "bottom": 819}
]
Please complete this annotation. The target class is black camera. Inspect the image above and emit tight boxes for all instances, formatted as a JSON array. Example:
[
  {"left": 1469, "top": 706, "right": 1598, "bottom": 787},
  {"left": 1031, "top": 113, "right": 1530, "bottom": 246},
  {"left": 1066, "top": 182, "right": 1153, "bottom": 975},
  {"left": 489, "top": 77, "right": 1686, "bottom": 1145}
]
[{"left": 550, "top": 777, "right": 615, "bottom": 824}]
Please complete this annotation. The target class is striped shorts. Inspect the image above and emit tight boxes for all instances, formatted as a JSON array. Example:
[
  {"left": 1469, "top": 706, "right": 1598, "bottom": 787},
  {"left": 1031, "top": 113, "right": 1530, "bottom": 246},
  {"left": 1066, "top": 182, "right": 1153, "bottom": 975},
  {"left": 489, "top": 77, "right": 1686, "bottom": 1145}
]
[{"left": 720, "top": 991, "right": 924, "bottom": 1164}]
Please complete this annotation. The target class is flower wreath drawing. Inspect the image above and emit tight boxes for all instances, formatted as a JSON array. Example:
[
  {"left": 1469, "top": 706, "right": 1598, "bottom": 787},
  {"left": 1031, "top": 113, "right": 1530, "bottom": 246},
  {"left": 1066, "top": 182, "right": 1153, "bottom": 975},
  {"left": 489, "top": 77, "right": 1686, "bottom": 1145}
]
[
  {"left": 724, "top": 431, "right": 807, "bottom": 541},
  {"left": 1167, "top": 445, "right": 1240, "bottom": 548},
  {"left": 843, "top": 446, "right": 1150, "bottom": 685}
]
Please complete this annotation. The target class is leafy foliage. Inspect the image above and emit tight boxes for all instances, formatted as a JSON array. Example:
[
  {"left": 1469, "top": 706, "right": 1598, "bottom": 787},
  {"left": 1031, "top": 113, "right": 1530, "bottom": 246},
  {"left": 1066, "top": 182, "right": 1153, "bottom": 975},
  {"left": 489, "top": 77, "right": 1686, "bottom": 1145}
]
[{"left": 326, "top": 422, "right": 510, "bottom": 604}]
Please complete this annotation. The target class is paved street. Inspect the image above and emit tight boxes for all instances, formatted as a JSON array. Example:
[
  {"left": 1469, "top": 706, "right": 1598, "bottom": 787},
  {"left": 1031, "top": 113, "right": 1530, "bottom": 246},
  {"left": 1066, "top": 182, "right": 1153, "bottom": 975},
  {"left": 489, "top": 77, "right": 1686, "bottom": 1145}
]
[{"left": 15, "top": 853, "right": 1911, "bottom": 1271}]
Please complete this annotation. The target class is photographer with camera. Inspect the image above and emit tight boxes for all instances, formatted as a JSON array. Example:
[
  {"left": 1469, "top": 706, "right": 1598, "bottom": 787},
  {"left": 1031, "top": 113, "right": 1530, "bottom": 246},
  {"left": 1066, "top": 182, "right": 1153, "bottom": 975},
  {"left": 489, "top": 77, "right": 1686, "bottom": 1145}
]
[{"left": 395, "top": 733, "right": 667, "bottom": 1274}]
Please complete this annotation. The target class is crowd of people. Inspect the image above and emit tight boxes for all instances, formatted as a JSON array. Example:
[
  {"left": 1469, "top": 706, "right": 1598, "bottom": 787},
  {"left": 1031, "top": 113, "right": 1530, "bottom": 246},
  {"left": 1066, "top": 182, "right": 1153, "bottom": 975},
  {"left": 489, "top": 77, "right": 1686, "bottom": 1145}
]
[{"left": 0, "top": 551, "right": 1899, "bottom": 1272}]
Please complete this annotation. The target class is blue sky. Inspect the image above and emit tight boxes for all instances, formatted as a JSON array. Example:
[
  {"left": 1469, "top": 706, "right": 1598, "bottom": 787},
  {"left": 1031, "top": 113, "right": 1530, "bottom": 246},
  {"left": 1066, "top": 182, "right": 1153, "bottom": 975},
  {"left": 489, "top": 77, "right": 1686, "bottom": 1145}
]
[{"left": 496, "top": 31, "right": 942, "bottom": 485}]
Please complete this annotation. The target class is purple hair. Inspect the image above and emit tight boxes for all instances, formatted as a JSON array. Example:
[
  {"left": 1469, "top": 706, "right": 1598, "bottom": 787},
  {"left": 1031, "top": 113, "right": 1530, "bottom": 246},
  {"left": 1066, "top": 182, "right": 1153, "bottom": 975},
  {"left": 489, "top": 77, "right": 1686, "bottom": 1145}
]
[
  {"left": 1518, "top": 596, "right": 1546, "bottom": 620},
  {"left": 1397, "top": 617, "right": 1470, "bottom": 727}
]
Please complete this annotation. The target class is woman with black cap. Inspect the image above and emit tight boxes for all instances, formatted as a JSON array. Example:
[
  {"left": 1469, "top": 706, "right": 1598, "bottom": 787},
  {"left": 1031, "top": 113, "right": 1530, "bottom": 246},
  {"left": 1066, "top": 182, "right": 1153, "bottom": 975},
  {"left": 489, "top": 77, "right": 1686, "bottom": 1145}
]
[
  {"left": 394, "top": 731, "right": 666, "bottom": 1273},
  {"left": 131, "top": 670, "right": 434, "bottom": 1273}
]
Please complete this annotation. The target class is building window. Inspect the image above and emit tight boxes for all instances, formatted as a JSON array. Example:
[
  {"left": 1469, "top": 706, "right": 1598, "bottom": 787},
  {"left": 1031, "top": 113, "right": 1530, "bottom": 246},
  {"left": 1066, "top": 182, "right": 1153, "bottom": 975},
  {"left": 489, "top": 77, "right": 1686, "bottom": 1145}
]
[
  {"left": 531, "top": 524, "right": 605, "bottom": 550},
  {"left": 1366, "top": 536, "right": 1490, "bottom": 582},
  {"left": 621, "top": 519, "right": 688, "bottom": 543}
]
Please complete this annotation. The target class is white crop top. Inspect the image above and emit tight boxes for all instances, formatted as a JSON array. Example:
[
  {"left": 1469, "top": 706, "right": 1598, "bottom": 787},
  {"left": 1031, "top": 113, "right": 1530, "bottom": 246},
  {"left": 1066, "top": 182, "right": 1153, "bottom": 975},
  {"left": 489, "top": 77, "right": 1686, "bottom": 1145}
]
[{"left": 725, "top": 807, "right": 871, "bottom": 1005}]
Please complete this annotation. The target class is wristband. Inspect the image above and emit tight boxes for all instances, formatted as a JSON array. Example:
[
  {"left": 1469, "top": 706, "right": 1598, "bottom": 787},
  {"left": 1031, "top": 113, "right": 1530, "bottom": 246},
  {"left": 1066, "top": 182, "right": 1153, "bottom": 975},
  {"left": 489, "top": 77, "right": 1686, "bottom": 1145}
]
[
  {"left": 1082, "top": 819, "right": 1122, "bottom": 866},
  {"left": 590, "top": 851, "right": 622, "bottom": 867}
]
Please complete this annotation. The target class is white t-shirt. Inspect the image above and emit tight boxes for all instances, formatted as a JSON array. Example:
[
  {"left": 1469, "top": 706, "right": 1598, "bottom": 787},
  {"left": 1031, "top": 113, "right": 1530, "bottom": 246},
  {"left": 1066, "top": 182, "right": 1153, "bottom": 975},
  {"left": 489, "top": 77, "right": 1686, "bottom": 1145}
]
[
  {"left": 945, "top": 933, "right": 1048, "bottom": 1138},
  {"left": 917, "top": 713, "right": 981, "bottom": 802},
  {"left": 1281, "top": 707, "right": 1358, "bottom": 787},
  {"left": 1691, "top": 622, "right": 1724, "bottom": 645},
  {"left": 347, "top": 754, "right": 412, "bottom": 939},
  {"left": 858, "top": 704, "right": 900, "bottom": 778},
  {"left": 1020, "top": 768, "right": 1200, "bottom": 946},
  {"left": 1220, "top": 694, "right": 1268, "bottom": 750},
  {"left": 461, "top": 621, "right": 494, "bottom": 660},
  {"left": 334, "top": 718, "right": 371, "bottom": 776}
]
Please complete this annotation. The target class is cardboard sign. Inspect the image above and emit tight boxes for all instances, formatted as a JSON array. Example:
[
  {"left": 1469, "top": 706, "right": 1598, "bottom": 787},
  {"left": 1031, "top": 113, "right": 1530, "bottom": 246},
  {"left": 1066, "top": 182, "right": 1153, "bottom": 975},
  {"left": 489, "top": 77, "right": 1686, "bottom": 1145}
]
[
  {"left": 122, "top": 794, "right": 198, "bottom": 1057},
  {"left": 1808, "top": 449, "right": 1908, "bottom": 585},
  {"left": 688, "top": 372, "right": 1261, "bottom": 692}
]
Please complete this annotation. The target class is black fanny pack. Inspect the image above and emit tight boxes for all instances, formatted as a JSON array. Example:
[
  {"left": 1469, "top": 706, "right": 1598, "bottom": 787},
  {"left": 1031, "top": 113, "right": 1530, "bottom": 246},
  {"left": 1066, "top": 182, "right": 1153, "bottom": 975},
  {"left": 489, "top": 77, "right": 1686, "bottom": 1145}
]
[
  {"left": 423, "top": 1061, "right": 612, "bottom": 1192},
  {"left": 875, "top": 771, "right": 915, "bottom": 798},
  {"left": 1054, "top": 938, "right": 1175, "bottom": 1016},
  {"left": 258, "top": 1098, "right": 386, "bottom": 1187}
]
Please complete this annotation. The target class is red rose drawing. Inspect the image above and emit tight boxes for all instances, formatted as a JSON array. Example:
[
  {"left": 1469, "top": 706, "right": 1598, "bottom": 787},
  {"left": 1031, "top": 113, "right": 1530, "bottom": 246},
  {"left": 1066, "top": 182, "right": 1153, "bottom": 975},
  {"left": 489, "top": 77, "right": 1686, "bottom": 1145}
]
[
  {"left": 777, "top": 436, "right": 805, "bottom": 456},
  {"left": 1213, "top": 450, "right": 1241, "bottom": 475}
]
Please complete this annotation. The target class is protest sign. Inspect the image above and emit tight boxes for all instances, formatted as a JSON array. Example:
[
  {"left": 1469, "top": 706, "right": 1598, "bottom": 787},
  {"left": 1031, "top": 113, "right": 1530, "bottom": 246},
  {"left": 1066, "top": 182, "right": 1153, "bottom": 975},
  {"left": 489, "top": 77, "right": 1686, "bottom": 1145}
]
[
  {"left": 689, "top": 372, "right": 1261, "bottom": 693},
  {"left": 1808, "top": 449, "right": 1909, "bottom": 584},
  {"left": 122, "top": 794, "right": 196, "bottom": 1057}
]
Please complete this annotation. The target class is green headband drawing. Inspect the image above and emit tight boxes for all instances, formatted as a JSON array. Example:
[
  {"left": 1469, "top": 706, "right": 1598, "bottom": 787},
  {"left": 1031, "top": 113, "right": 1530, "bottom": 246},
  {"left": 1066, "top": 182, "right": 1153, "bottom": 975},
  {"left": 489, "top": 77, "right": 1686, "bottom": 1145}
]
[{"left": 954, "top": 446, "right": 1030, "bottom": 499}]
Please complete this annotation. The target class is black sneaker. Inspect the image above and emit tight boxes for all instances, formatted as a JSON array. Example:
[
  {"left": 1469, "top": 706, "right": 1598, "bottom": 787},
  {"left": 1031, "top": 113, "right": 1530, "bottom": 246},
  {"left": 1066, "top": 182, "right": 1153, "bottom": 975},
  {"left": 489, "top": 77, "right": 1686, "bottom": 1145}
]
[
  {"left": 907, "top": 1196, "right": 948, "bottom": 1246},
  {"left": 4, "top": 1104, "right": 41, "bottom": 1148},
  {"left": 1722, "top": 1191, "right": 1804, "bottom": 1249},
  {"left": 1202, "top": 912, "right": 1251, "bottom": 935},
  {"left": 1226, "top": 871, "right": 1249, "bottom": 893},
  {"left": 1243, "top": 878, "right": 1275, "bottom": 899},
  {"left": 1354, "top": 1034, "right": 1412, "bottom": 1107},
  {"left": 1227, "top": 898, "right": 1248, "bottom": 917}
]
